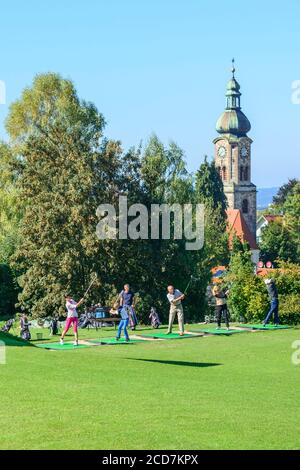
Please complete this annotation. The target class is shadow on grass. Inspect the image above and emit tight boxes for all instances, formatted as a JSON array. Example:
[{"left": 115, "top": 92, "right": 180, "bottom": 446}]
[
  {"left": 125, "top": 358, "right": 222, "bottom": 368},
  {"left": 0, "top": 332, "right": 34, "bottom": 347}
]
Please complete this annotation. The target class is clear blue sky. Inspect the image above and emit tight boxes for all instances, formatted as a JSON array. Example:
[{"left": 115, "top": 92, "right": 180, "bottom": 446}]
[{"left": 0, "top": 0, "right": 299, "bottom": 187}]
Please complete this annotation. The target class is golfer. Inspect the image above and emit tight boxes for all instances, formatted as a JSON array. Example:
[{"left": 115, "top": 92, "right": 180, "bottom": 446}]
[
  {"left": 119, "top": 284, "right": 137, "bottom": 330},
  {"left": 60, "top": 295, "right": 84, "bottom": 346},
  {"left": 212, "top": 284, "right": 230, "bottom": 330},
  {"left": 263, "top": 278, "right": 280, "bottom": 326},
  {"left": 166, "top": 285, "right": 185, "bottom": 336},
  {"left": 116, "top": 305, "right": 130, "bottom": 342}
]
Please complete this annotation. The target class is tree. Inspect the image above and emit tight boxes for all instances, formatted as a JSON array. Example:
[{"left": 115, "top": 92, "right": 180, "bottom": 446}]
[
  {"left": 6, "top": 73, "right": 122, "bottom": 317},
  {"left": 0, "top": 143, "right": 21, "bottom": 316},
  {"left": 272, "top": 178, "right": 299, "bottom": 208},
  {"left": 195, "top": 157, "right": 228, "bottom": 266},
  {"left": 195, "top": 156, "right": 227, "bottom": 214},
  {"left": 137, "top": 135, "right": 196, "bottom": 321},
  {"left": 225, "top": 250, "right": 268, "bottom": 322},
  {"left": 193, "top": 157, "right": 229, "bottom": 318},
  {"left": 283, "top": 183, "right": 300, "bottom": 262},
  {"left": 260, "top": 183, "right": 300, "bottom": 265},
  {"left": 260, "top": 220, "right": 297, "bottom": 264}
]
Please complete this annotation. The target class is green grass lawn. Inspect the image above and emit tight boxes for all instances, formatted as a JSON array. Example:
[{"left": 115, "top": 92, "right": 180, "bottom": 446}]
[{"left": 0, "top": 324, "right": 300, "bottom": 450}]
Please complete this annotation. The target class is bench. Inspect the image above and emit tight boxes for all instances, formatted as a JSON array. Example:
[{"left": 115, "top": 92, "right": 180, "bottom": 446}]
[{"left": 90, "top": 317, "right": 121, "bottom": 331}]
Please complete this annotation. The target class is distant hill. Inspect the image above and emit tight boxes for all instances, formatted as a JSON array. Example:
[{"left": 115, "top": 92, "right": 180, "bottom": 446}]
[{"left": 257, "top": 187, "right": 279, "bottom": 210}]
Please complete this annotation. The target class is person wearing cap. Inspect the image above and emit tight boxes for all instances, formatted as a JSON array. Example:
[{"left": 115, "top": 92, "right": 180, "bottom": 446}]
[
  {"left": 166, "top": 285, "right": 185, "bottom": 336},
  {"left": 263, "top": 278, "right": 280, "bottom": 326}
]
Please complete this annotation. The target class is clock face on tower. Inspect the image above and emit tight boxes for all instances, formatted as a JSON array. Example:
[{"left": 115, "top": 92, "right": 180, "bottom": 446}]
[
  {"left": 240, "top": 146, "right": 248, "bottom": 158},
  {"left": 218, "top": 146, "right": 226, "bottom": 158}
]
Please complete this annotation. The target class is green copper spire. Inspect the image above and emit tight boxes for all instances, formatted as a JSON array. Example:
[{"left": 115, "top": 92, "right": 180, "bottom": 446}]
[
  {"left": 226, "top": 58, "right": 241, "bottom": 110},
  {"left": 216, "top": 60, "right": 251, "bottom": 137}
]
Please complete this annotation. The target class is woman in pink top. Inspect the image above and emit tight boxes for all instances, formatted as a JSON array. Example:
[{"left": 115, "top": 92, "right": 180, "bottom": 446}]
[{"left": 60, "top": 294, "right": 84, "bottom": 346}]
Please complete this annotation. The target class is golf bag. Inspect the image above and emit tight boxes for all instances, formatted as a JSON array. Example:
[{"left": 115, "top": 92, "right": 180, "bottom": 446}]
[
  {"left": 1, "top": 319, "right": 14, "bottom": 333},
  {"left": 20, "top": 318, "right": 31, "bottom": 341},
  {"left": 49, "top": 318, "right": 59, "bottom": 335},
  {"left": 78, "top": 314, "right": 92, "bottom": 329},
  {"left": 149, "top": 307, "right": 161, "bottom": 329},
  {"left": 128, "top": 306, "right": 138, "bottom": 330}
]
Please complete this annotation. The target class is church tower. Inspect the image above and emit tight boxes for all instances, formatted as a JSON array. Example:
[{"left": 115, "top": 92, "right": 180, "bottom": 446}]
[{"left": 214, "top": 60, "right": 257, "bottom": 239}]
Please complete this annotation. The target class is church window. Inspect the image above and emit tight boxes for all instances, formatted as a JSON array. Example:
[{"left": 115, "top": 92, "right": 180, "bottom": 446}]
[
  {"left": 222, "top": 166, "right": 227, "bottom": 181},
  {"left": 240, "top": 166, "right": 244, "bottom": 181},
  {"left": 242, "top": 199, "right": 249, "bottom": 214},
  {"left": 244, "top": 166, "right": 249, "bottom": 180}
]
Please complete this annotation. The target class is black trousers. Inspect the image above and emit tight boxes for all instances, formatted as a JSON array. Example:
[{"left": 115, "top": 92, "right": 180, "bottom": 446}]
[{"left": 216, "top": 305, "right": 229, "bottom": 327}]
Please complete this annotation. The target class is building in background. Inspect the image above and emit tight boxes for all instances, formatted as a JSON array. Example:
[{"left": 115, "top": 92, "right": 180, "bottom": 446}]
[
  {"left": 256, "top": 214, "right": 283, "bottom": 243},
  {"left": 214, "top": 60, "right": 258, "bottom": 261}
]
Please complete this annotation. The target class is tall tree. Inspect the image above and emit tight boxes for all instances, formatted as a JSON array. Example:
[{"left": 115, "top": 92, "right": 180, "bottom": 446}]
[
  {"left": 192, "top": 157, "right": 229, "bottom": 318},
  {"left": 6, "top": 73, "right": 121, "bottom": 317}
]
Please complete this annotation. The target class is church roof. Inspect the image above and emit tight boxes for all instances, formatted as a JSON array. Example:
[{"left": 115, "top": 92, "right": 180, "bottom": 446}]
[
  {"left": 226, "top": 208, "right": 258, "bottom": 250},
  {"left": 216, "top": 109, "right": 251, "bottom": 137}
]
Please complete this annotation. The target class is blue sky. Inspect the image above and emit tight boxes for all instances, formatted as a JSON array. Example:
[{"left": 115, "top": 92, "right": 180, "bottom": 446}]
[{"left": 0, "top": 0, "right": 299, "bottom": 187}]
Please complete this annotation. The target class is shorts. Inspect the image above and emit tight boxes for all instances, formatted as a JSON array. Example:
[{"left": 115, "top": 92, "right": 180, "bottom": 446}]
[{"left": 65, "top": 317, "right": 78, "bottom": 334}]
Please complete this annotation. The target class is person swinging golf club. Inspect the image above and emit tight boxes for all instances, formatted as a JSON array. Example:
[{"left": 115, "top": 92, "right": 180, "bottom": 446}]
[
  {"left": 166, "top": 285, "right": 185, "bottom": 336},
  {"left": 60, "top": 295, "right": 84, "bottom": 346}
]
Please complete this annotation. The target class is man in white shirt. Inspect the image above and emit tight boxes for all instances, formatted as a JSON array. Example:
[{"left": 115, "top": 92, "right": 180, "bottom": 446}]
[{"left": 166, "top": 285, "right": 185, "bottom": 336}]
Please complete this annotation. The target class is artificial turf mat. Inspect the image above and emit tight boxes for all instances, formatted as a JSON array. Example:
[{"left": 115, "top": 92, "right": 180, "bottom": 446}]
[
  {"left": 35, "top": 342, "right": 94, "bottom": 350},
  {"left": 137, "top": 332, "right": 197, "bottom": 339},
  {"left": 88, "top": 337, "right": 144, "bottom": 344},
  {"left": 239, "top": 324, "right": 292, "bottom": 330},
  {"left": 193, "top": 328, "right": 244, "bottom": 335}
]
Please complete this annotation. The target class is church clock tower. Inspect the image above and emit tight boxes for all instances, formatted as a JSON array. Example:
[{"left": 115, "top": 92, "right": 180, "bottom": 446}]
[{"left": 214, "top": 60, "right": 257, "bottom": 239}]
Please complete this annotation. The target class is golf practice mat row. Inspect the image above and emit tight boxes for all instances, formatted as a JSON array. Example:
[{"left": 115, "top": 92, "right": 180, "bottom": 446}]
[{"left": 34, "top": 325, "right": 293, "bottom": 350}]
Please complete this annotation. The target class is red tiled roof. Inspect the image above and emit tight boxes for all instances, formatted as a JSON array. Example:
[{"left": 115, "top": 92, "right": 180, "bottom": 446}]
[
  {"left": 226, "top": 209, "right": 258, "bottom": 250},
  {"left": 256, "top": 268, "right": 276, "bottom": 276}
]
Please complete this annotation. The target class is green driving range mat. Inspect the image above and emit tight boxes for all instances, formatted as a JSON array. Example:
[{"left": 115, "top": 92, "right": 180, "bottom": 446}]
[
  {"left": 193, "top": 328, "right": 244, "bottom": 335},
  {"left": 238, "top": 324, "right": 292, "bottom": 330},
  {"left": 88, "top": 337, "right": 143, "bottom": 345},
  {"left": 137, "top": 332, "right": 197, "bottom": 340},
  {"left": 35, "top": 342, "right": 94, "bottom": 350}
]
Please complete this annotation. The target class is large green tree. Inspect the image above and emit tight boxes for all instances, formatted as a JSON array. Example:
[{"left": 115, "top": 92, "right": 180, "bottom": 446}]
[
  {"left": 260, "top": 183, "right": 300, "bottom": 265},
  {"left": 6, "top": 73, "right": 122, "bottom": 317},
  {"left": 192, "top": 157, "right": 229, "bottom": 318}
]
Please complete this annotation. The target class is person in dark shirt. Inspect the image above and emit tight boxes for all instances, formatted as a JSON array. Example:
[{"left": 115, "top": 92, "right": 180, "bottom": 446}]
[
  {"left": 263, "top": 278, "right": 280, "bottom": 326},
  {"left": 119, "top": 284, "right": 138, "bottom": 330}
]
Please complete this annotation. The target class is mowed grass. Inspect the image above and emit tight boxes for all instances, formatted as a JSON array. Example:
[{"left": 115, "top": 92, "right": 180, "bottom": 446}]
[{"left": 0, "top": 324, "right": 300, "bottom": 450}]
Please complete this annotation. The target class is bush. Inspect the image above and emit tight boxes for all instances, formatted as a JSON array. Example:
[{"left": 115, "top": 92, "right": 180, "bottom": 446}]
[
  {"left": 227, "top": 275, "right": 269, "bottom": 323},
  {"left": 226, "top": 258, "right": 300, "bottom": 325},
  {"left": 278, "top": 294, "right": 300, "bottom": 325}
]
